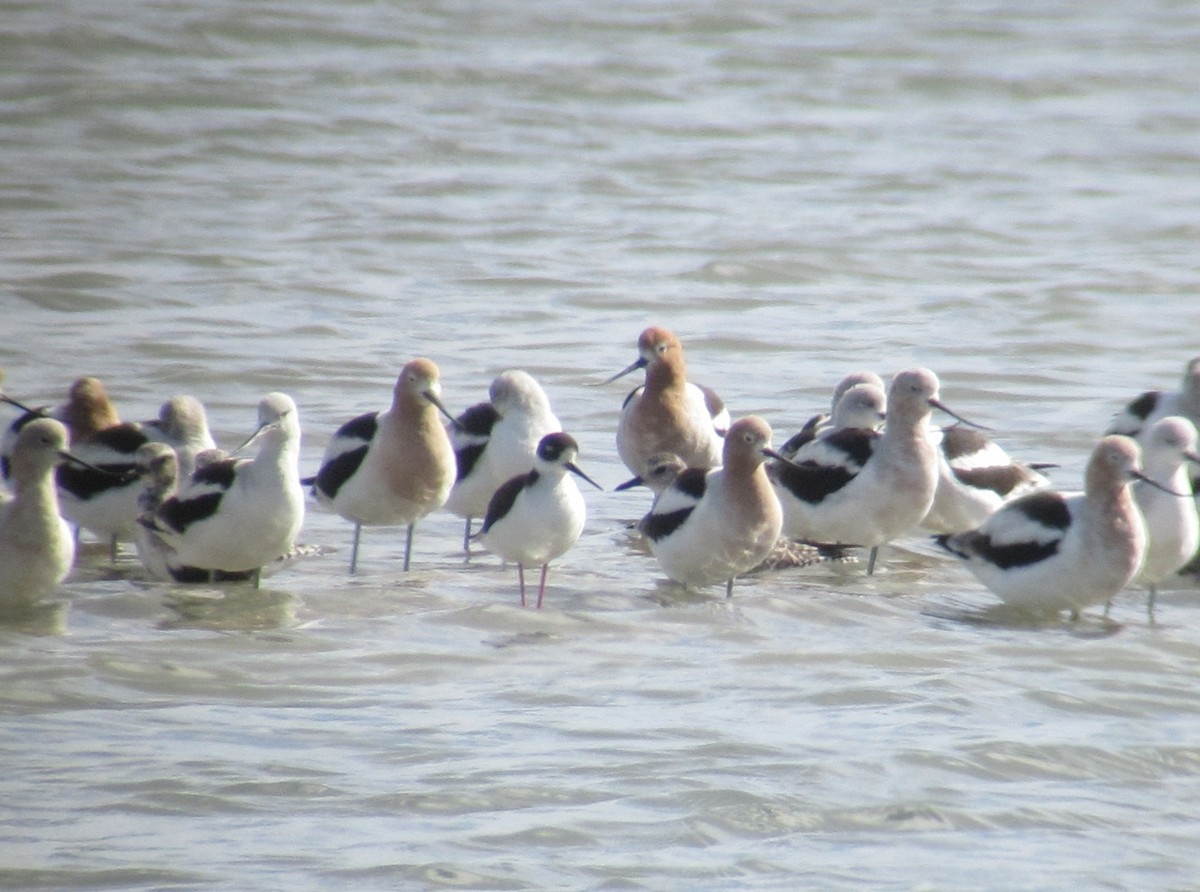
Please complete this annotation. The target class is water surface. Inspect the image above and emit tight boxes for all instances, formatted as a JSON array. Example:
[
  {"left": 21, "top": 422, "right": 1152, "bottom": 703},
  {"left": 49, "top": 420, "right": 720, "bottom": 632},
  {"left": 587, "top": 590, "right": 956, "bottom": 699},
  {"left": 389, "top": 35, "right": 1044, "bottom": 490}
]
[{"left": 3, "top": 0, "right": 1200, "bottom": 888}]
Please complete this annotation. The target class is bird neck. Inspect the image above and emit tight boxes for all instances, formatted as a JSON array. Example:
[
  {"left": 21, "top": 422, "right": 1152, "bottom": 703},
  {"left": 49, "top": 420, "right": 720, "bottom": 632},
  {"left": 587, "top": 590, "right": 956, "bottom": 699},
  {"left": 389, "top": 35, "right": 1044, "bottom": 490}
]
[{"left": 644, "top": 357, "right": 687, "bottom": 396}]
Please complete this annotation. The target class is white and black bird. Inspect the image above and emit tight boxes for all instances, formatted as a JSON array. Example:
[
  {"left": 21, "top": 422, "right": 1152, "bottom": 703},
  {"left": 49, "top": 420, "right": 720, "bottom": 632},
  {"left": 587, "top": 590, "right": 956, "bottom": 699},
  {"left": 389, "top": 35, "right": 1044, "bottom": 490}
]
[
  {"left": 142, "top": 393, "right": 304, "bottom": 584},
  {"left": 443, "top": 370, "right": 561, "bottom": 552},
  {"left": 641, "top": 416, "right": 783, "bottom": 598},
  {"left": 479, "top": 432, "right": 600, "bottom": 608},
  {"left": 936, "top": 435, "right": 1163, "bottom": 618},
  {"left": 46, "top": 377, "right": 149, "bottom": 558},
  {"left": 770, "top": 368, "right": 979, "bottom": 573},
  {"left": 311, "top": 359, "right": 457, "bottom": 574}
]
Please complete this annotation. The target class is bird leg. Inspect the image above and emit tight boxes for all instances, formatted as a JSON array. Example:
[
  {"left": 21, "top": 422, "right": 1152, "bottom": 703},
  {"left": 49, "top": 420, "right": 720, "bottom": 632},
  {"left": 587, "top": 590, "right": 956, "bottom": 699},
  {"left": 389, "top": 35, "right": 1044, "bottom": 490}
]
[
  {"left": 349, "top": 523, "right": 361, "bottom": 575},
  {"left": 402, "top": 523, "right": 415, "bottom": 572}
]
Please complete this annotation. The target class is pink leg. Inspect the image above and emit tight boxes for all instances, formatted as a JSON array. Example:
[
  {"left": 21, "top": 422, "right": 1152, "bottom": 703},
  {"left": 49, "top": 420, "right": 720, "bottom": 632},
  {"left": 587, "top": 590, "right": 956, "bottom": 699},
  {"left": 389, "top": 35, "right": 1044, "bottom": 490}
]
[
  {"left": 536, "top": 564, "right": 549, "bottom": 609},
  {"left": 517, "top": 563, "right": 526, "bottom": 607}
]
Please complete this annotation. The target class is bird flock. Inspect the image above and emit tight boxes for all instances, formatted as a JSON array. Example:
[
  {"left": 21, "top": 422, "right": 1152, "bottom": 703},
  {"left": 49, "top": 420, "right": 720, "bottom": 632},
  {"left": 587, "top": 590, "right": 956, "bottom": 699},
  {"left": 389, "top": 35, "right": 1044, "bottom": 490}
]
[{"left": 2, "top": 332, "right": 1198, "bottom": 621}]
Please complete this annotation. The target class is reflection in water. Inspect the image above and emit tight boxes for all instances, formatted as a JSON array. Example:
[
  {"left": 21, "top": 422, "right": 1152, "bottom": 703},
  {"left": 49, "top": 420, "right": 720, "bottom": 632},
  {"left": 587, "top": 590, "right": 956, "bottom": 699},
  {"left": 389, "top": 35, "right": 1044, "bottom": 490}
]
[
  {"left": 0, "top": 598, "right": 68, "bottom": 636},
  {"left": 158, "top": 586, "right": 298, "bottom": 632}
]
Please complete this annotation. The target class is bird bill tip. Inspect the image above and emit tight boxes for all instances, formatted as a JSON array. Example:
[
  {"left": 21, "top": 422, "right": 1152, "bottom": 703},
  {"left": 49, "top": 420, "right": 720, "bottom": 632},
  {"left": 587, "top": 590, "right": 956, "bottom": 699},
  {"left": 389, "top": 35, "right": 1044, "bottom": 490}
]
[{"left": 567, "top": 462, "right": 603, "bottom": 491}]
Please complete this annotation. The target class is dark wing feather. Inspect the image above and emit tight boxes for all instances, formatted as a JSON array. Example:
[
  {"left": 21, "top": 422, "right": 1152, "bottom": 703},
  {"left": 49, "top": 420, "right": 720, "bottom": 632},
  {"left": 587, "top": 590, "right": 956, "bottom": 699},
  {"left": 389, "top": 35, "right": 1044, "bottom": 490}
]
[
  {"left": 56, "top": 462, "right": 138, "bottom": 500},
  {"left": 155, "top": 491, "right": 225, "bottom": 534},
  {"left": 88, "top": 422, "right": 148, "bottom": 453},
  {"left": 456, "top": 402, "right": 501, "bottom": 437},
  {"left": 672, "top": 467, "right": 709, "bottom": 501},
  {"left": 314, "top": 445, "right": 368, "bottom": 500},
  {"left": 770, "top": 459, "right": 855, "bottom": 504},
  {"left": 336, "top": 411, "right": 379, "bottom": 442},
  {"left": 640, "top": 507, "right": 694, "bottom": 542},
  {"left": 481, "top": 470, "right": 536, "bottom": 534},
  {"left": 455, "top": 442, "right": 488, "bottom": 481}
]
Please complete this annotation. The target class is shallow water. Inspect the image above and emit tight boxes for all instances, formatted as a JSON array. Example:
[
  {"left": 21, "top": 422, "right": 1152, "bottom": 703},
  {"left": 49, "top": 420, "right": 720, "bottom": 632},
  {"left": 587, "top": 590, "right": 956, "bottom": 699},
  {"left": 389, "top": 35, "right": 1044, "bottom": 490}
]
[{"left": 3, "top": 0, "right": 1200, "bottom": 888}]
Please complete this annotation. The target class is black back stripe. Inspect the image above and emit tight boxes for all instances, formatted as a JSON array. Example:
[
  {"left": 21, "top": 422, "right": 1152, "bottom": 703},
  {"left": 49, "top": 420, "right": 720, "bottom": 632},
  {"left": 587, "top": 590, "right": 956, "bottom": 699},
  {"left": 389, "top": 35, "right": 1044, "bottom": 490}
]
[
  {"left": 673, "top": 467, "right": 708, "bottom": 500},
  {"left": 1127, "top": 391, "right": 1159, "bottom": 422},
  {"left": 192, "top": 459, "right": 239, "bottom": 489},
  {"left": 1013, "top": 491, "right": 1071, "bottom": 530},
  {"left": 481, "top": 470, "right": 536, "bottom": 533},
  {"left": 158, "top": 491, "right": 224, "bottom": 533},
  {"left": 772, "top": 460, "right": 855, "bottom": 504},
  {"left": 336, "top": 411, "right": 379, "bottom": 442},
  {"left": 823, "top": 428, "right": 876, "bottom": 467},
  {"left": 89, "top": 423, "right": 148, "bottom": 453},
  {"left": 953, "top": 464, "right": 1032, "bottom": 498},
  {"left": 641, "top": 507, "right": 694, "bottom": 542},
  {"left": 456, "top": 442, "right": 488, "bottom": 481},
  {"left": 56, "top": 463, "right": 138, "bottom": 500},
  {"left": 940, "top": 426, "right": 991, "bottom": 461},
  {"left": 314, "top": 445, "right": 368, "bottom": 500},
  {"left": 965, "top": 531, "right": 1060, "bottom": 570},
  {"left": 457, "top": 402, "right": 501, "bottom": 437}
]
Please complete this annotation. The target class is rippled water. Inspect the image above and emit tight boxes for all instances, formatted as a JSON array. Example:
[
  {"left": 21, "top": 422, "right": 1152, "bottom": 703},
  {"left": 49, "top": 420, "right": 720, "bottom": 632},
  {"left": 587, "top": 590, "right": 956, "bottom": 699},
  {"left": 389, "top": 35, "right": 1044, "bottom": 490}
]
[{"left": 3, "top": 0, "right": 1200, "bottom": 888}]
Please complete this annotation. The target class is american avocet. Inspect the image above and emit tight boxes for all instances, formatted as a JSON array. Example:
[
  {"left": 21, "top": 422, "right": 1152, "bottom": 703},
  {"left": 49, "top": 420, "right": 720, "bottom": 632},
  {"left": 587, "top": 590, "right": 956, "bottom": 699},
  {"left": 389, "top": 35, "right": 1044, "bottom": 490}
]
[
  {"left": 132, "top": 441, "right": 183, "bottom": 582},
  {"left": 143, "top": 395, "right": 217, "bottom": 480},
  {"left": 1127, "top": 416, "right": 1200, "bottom": 615},
  {"left": 51, "top": 377, "right": 149, "bottom": 558},
  {"left": 1108, "top": 356, "right": 1200, "bottom": 440},
  {"left": 779, "top": 372, "right": 886, "bottom": 458},
  {"left": 479, "top": 432, "right": 600, "bottom": 608},
  {"left": 937, "top": 435, "right": 1162, "bottom": 618},
  {"left": 0, "top": 418, "right": 79, "bottom": 611},
  {"left": 312, "top": 359, "right": 456, "bottom": 573},
  {"left": 607, "top": 327, "right": 729, "bottom": 477},
  {"left": 770, "top": 368, "right": 977, "bottom": 574},
  {"left": 642, "top": 416, "right": 783, "bottom": 597},
  {"left": 921, "top": 425, "right": 1053, "bottom": 535},
  {"left": 443, "top": 370, "right": 561, "bottom": 552},
  {"left": 618, "top": 451, "right": 848, "bottom": 573},
  {"left": 142, "top": 393, "right": 304, "bottom": 584}
]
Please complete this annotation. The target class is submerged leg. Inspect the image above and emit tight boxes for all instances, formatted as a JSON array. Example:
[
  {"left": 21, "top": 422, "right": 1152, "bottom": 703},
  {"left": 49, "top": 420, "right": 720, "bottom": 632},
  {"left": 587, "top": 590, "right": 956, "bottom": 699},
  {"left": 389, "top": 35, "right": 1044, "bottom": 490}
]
[
  {"left": 253, "top": 567, "right": 262, "bottom": 589},
  {"left": 518, "top": 563, "right": 527, "bottom": 607},
  {"left": 1147, "top": 585, "right": 1159, "bottom": 623},
  {"left": 725, "top": 577, "right": 734, "bottom": 598},
  {"left": 349, "top": 523, "right": 362, "bottom": 574},
  {"left": 866, "top": 546, "right": 879, "bottom": 575},
  {"left": 462, "top": 517, "right": 473, "bottom": 557},
  {"left": 536, "top": 564, "right": 550, "bottom": 609},
  {"left": 109, "top": 533, "right": 119, "bottom": 563},
  {"left": 402, "top": 523, "right": 415, "bottom": 572}
]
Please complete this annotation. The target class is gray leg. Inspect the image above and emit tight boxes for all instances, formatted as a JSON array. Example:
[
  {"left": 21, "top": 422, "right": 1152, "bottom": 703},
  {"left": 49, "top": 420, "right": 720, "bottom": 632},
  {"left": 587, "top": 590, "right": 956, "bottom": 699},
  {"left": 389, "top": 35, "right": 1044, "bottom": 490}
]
[
  {"left": 349, "top": 523, "right": 362, "bottom": 574},
  {"left": 402, "top": 523, "right": 415, "bottom": 571}
]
